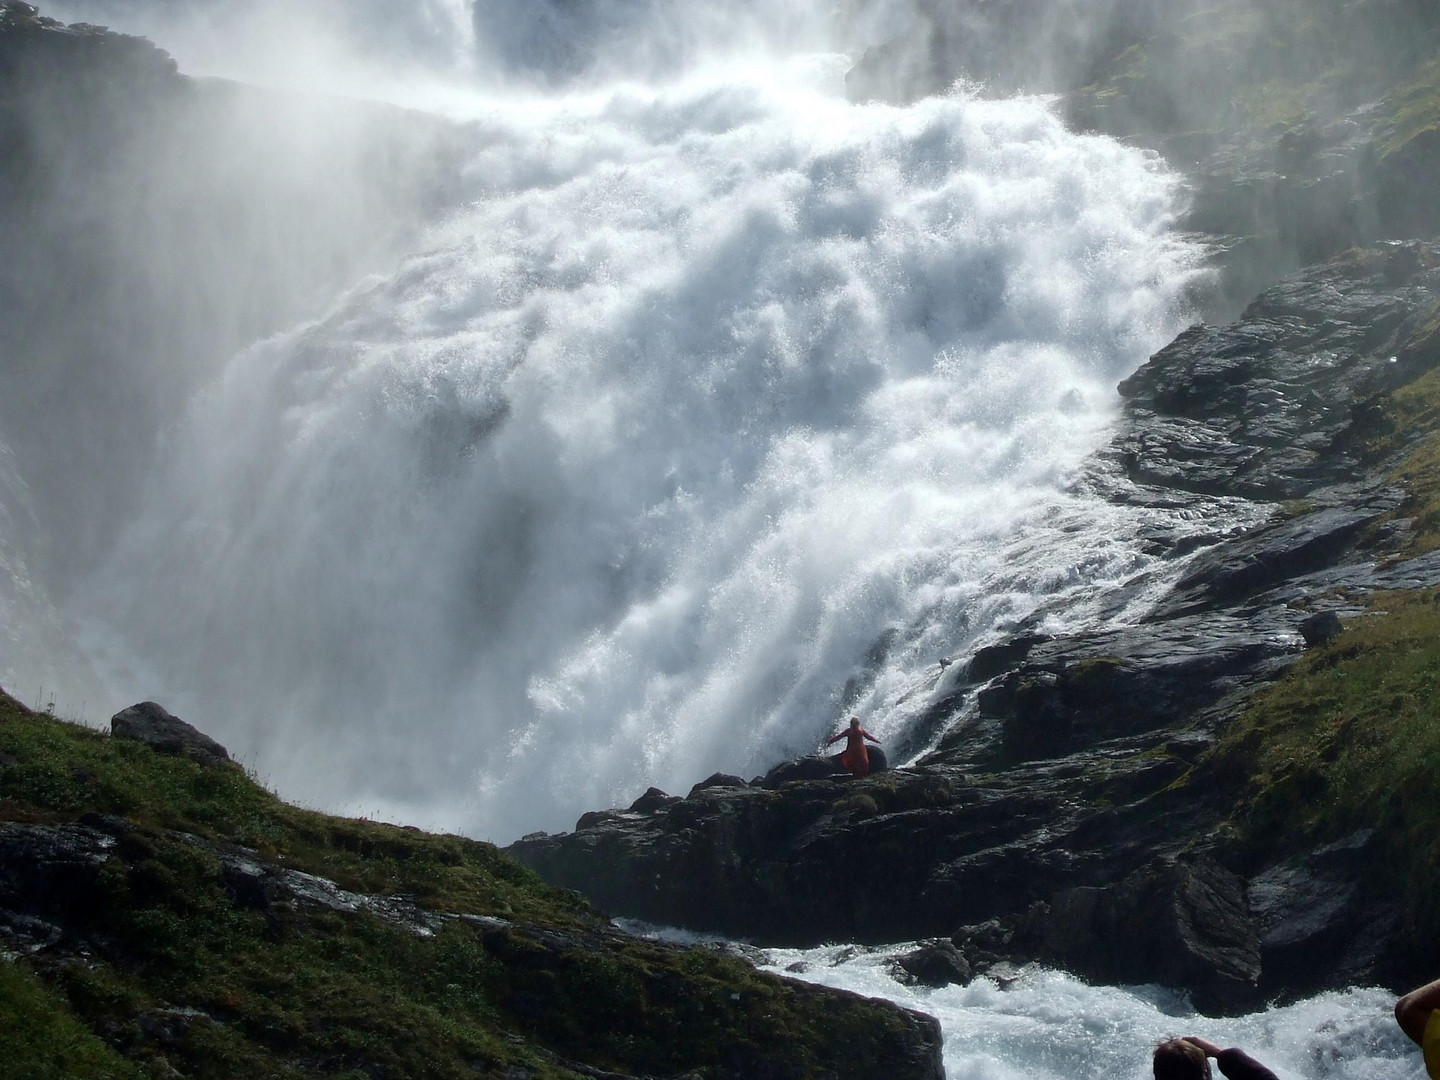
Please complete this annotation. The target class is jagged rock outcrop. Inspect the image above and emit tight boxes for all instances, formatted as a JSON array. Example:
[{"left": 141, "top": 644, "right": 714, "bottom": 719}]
[
  {"left": 894, "top": 940, "right": 972, "bottom": 988},
  {"left": 510, "top": 242, "right": 1440, "bottom": 1012},
  {"left": 1037, "top": 857, "right": 1261, "bottom": 1016}
]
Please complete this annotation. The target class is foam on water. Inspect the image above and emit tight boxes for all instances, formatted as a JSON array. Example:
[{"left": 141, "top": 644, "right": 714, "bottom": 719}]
[
  {"left": 754, "top": 944, "right": 1420, "bottom": 1080},
  {"left": 74, "top": 62, "right": 1213, "bottom": 840}
]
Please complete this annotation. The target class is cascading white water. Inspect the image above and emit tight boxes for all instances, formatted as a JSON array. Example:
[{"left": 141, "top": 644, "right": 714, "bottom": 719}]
[
  {"left": 611, "top": 922, "right": 1422, "bottom": 1080},
  {"left": 75, "top": 53, "right": 1210, "bottom": 841},
  {"left": 761, "top": 946, "right": 1421, "bottom": 1080}
]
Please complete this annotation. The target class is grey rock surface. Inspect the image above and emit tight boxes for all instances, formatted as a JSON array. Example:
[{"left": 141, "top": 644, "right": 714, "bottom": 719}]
[{"left": 111, "top": 701, "right": 229, "bottom": 763}]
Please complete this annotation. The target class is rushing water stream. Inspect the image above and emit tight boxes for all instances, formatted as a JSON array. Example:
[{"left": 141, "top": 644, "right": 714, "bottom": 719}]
[
  {"left": 621, "top": 923, "right": 1422, "bottom": 1080},
  {"left": 769, "top": 950, "right": 1419, "bottom": 1080}
]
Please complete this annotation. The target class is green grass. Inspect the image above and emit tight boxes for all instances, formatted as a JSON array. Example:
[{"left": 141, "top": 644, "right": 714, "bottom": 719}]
[
  {"left": 1209, "top": 590, "right": 1440, "bottom": 922},
  {"left": 0, "top": 960, "right": 144, "bottom": 1080},
  {"left": 1344, "top": 314, "right": 1440, "bottom": 552},
  {"left": 0, "top": 697, "right": 582, "bottom": 923},
  {"left": 0, "top": 692, "right": 925, "bottom": 1079},
  {"left": 1373, "top": 56, "right": 1440, "bottom": 162}
]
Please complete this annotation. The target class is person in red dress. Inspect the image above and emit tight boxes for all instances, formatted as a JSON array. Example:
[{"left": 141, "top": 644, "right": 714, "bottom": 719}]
[{"left": 827, "top": 716, "right": 880, "bottom": 778}]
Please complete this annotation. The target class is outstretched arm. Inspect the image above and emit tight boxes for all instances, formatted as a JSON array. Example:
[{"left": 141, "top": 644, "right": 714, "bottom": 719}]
[
  {"left": 863, "top": 730, "right": 881, "bottom": 743},
  {"left": 1398, "top": 977, "right": 1440, "bottom": 1045},
  {"left": 825, "top": 732, "right": 845, "bottom": 746}
]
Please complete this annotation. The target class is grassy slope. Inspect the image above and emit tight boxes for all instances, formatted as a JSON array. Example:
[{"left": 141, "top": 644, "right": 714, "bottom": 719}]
[
  {"left": 1212, "top": 592, "right": 1440, "bottom": 899},
  {"left": 0, "top": 693, "right": 925, "bottom": 1080},
  {"left": 1210, "top": 317, "right": 1440, "bottom": 937}
]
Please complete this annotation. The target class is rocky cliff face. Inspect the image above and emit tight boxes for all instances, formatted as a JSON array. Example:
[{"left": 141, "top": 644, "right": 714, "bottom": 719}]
[{"left": 510, "top": 242, "right": 1440, "bottom": 1014}]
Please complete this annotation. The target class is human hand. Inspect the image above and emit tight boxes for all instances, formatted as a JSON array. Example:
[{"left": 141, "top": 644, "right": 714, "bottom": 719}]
[{"left": 1182, "top": 1037, "right": 1224, "bottom": 1057}]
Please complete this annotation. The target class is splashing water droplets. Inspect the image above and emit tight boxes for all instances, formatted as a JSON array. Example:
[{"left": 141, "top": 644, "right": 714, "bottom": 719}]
[{"left": 82, "top": 69, "right": 1207, "bottom": 840}]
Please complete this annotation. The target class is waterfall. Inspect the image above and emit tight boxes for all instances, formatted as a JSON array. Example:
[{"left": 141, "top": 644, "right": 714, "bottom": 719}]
[
  {"left": 77, "top": 72, "right": 1204, "bottom": 840},
  {"left": 10, "top": 0, "right": 1210, "bottom": 840}
]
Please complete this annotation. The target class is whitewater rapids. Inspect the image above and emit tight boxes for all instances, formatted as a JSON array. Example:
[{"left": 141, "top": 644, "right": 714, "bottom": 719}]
[{"left": 765, "top": 946, "right": 1421, "bottom": 1080}]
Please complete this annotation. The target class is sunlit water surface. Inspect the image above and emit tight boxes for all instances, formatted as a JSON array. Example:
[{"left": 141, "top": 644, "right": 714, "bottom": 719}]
[{"left": 624, "top": 924, "right": 1421, "bottom": 1080}]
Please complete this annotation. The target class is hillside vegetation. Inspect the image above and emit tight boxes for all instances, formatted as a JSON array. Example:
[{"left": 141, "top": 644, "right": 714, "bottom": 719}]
[{"left": 0, "top": 692, "right": 938, "bottom": 1080}]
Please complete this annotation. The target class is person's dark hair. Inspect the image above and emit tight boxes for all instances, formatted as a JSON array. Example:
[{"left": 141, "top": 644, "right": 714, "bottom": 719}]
[{"left": 1153, "top": 1039, "right": 1211, "bottom": 1080}]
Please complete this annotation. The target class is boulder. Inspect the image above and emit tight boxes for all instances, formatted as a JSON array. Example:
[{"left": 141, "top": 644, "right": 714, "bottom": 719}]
[
  {"left": 758, "top": 744, "right": 891, "bottom": 788},
  {"left": 628, "top": 787, "right": 680, "bottom": 813},
  {"left": 894, "top": 940, "right": 971, "bottom": 988},
  {"left": 758, "top": 755, "right": 846, "bottom": 786},
  {"left": 110, "top": 701, "right": 229, "bottom": 763},
  {"left": 1299, "top": 610, "right": 1344, "bottom": 648},
  {"left": 1040, "top": 857, "right": 1261, "bottom": 1015},
  {"left": 688, "top": 773, "right": 748, "bottom": 795}
]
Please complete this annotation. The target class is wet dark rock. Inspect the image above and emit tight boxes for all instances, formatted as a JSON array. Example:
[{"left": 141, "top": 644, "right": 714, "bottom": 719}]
[
  {"left": 1040, "top": 857, "right": 1261, "bottom": 1015},
  {"left": 111, "top": 701, "right": 229, "bottom": 763},
  {"left": 894, "top": 940, "right": 971, "bottom": 988},
  {"left": 964, "top": 635, "right": 1050, "bottom": 683},
  {"left": 1245, "top": 831, "right": 1405, "bottom": 997},
  {"left": 509, "top": 745, "right": 1224, "bottom": 948},
  {"left": 758, "top": 755, "right": 845, "bottom": 786},
  {"left": 972, "top": 616, "right": 1300, "bottom": 765},
  {"left": 0, "top": 821, "right": 116, "bottom": 927},
  {"left": 628, "top": 787, "right": 680, "bottom": 813},
  {"left": 756, "top": 745, "right": 891, "bottom": 787},
  {"left": 688, "top": 773, "right": 748, "bottom": 795},
  {"left": 0, "top": 909, "right": 64, "bottom": 954},
  {"left": 1298, "top": 610, "right": 1345, "bottom": 648},
  {"left": 1108, "top": 251, "right": 1440, "bottom": 503}
]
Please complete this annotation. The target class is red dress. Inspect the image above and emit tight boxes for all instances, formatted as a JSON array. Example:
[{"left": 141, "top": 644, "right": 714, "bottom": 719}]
[{"left": 828, "top": 726, "right": 877, "bottom": 778}]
